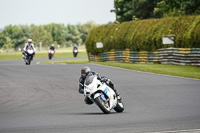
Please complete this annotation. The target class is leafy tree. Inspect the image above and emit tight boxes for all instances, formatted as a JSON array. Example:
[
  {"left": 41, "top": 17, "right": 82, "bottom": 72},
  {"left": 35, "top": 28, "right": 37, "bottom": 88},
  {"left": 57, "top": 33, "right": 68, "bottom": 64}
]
[
  {"left": 153, "top": 0, "right": 200, "bottom": 18},
  {"left": 65, "top": 24, "right": 82, "bottom": 46},
  {"left": 15, "top": 25, "right": 31, "bottom": 48},
  {"left": 0, "top": 25, "right": 22, "bottom": 49},
  {"left": 0, "top": 22, "right": 98, "bottom": 49},
  {"left": 78, "top": 21, "right": 99, "bottom": 44},
  {"left": 2, "top": 37, "right": 13, "bottom": 49},
  {"left": 111, "top": 0, "right": 133, "bottom": 22},
  {"left": 111, "top": 0, "right": 162, "bottom": 22},
  {"left": 44, "top": 23, "right": 66, "bottom": 46},
  {"left": 112, "top": 0, "right": 200, "bottom": 22},
  {"left": 30, "top": 25, "right": 53, "bottom": 48},
  {"left": 181, "top": 0, "right": 200, "bottom": 15}
]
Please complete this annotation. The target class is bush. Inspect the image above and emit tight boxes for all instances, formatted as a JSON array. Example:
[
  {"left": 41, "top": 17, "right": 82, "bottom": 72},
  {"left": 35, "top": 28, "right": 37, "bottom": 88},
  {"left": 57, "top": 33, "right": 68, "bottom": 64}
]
[{"left": 85, "top": 15, "right": 200, "bottom": 55}]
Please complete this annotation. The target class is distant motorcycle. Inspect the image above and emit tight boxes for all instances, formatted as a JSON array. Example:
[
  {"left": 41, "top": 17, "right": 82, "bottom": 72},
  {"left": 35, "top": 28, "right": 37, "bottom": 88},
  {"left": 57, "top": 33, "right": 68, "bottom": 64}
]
[
  {"left": 83, "top": 75, "right": 124, "bottom": 114},
  {"left": 23, "top": 49, "right": 34, "bottom": 65},
  {"left": 73, "top": 49, "right": 78, "bottom": 57},
  {"left": 48, "top": 49, "right": 55, "bottom": 60}
]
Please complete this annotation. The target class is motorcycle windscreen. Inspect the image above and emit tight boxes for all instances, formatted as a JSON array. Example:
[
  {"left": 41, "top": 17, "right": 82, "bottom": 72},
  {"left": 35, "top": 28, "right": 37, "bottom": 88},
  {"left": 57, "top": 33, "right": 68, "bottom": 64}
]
[{"left": 84, "top": 75, "right": 95, "bottom": 86}]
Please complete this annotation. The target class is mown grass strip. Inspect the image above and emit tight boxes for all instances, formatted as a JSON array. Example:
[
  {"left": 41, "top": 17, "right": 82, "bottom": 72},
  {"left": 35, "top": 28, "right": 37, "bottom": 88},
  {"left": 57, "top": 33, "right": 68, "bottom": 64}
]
[
  {"left": 41, "top": 59, "right": 89, "bottom": 64},
  {"left": 95, "top": 62, "right": 200, "bottom": 79},
  {"left": 42, "top": 59, "right": 200, "bottom": 79},
  {"left": 0, "top": 52, "right": 87, "bottom": 61}
]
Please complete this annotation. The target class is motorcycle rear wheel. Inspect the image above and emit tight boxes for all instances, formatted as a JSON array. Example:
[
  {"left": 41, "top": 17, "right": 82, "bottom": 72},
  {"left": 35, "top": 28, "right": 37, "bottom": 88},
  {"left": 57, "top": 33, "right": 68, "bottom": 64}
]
[{"left": 114, "top": 99, "right": 124, "bottom": 113}]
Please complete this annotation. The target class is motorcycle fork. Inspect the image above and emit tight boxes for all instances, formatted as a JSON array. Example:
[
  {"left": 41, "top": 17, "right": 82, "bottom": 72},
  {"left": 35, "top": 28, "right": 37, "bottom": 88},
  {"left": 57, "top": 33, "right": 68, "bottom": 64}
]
[{"left": 100, "top": 93, "right": 110, "bottom": 106}]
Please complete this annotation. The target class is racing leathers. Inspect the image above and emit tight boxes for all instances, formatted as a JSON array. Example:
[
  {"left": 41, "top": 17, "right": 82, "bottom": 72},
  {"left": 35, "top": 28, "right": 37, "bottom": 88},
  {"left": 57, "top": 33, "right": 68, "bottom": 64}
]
[{"left": 23, "top": 43, "right": 35, "bottom": 60}]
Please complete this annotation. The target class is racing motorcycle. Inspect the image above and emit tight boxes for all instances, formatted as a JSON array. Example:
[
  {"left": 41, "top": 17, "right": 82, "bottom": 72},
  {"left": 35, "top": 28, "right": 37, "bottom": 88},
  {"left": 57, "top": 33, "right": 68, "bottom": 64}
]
[
  {"left": 48, "top": 49, "right": 55, "bottom": 60},
  {"left": 84, "top": 75, "right": 124, "bottom": 114},
  {"left": 73, "top": 48, "right": 78, "bottom": 57},
  {"left": 23, "top": 49, "right": 34, "bottom": 65}
]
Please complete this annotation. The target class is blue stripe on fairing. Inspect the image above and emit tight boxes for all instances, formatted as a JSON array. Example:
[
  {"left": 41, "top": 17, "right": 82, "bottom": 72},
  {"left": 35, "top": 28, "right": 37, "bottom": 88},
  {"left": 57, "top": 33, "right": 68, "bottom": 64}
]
[
  {"left": 100, "top": 94, "right": 106, "bottom": 101},
  {"left": 104, "top": 88, "right": 108, "bottom": 94}
]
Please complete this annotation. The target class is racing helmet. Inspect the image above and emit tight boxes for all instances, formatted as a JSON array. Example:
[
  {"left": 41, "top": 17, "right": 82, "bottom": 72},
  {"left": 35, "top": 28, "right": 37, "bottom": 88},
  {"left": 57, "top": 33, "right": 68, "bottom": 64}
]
[
  {"left": 81, "top": 66, "right": 91, "bottom": 77},
  {"left": 28, "top": 39, "right": 32, "bottom": 43}
]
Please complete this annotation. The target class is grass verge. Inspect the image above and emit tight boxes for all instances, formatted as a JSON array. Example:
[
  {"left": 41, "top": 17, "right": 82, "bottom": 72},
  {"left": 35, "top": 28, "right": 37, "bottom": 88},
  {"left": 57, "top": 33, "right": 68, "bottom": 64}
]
[
  {"left": 41, "top": 59, "right": 89, "bottom": 64},
  {"left": 0, "top": 52, "right": 87, "bottom": 61},
  {"left": 95, "top": 62, "right": 200, "bottom": 79},
  {"left": 0, "top": 45, "right": 87, "bottom": 61},
  {"left": 42, "top": 60, "right": 200, "bottom": 79}
]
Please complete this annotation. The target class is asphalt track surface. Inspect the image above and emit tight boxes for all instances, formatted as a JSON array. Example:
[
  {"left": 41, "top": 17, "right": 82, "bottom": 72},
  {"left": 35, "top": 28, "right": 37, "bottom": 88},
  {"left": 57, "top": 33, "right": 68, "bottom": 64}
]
[{"left": 0, "top": 58, "right": 200, "bottom": 133}]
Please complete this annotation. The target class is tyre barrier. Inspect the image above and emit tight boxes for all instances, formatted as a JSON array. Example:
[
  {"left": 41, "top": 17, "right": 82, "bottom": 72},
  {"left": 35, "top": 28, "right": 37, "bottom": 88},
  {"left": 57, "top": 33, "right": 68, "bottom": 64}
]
[
  {"left": 88, "top": 49, "right": 159, "bottom": 64},
  {"left": 88, "top": 48, "right": 200, "bottom": 66}
]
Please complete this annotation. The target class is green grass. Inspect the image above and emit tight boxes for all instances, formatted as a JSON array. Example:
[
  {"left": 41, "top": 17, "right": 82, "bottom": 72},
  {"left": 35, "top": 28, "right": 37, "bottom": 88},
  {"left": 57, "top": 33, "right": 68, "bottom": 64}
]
[
  {"left": 0, "top": 45, "right": 87, "bottom": 60},
  {"left": 0, "top": 53, "right": 22, "bottom": 60},
  {"left": 0, "top": 52, "right": 87, "bottom": 60},
  {"left": 35, "top": 51, "right": 87, "bottom": 58},
  {"left": 41, "top": 58, "right": 89, "bottom": 64},
  {"left": 95, "top": 62, "right": 200, "bottom": 79},
  {"left": 42, "top": 60, "right": 200, "bottom": 79},
  {"left": 0, "top": 46, "right": 87, "bottom": 61}
]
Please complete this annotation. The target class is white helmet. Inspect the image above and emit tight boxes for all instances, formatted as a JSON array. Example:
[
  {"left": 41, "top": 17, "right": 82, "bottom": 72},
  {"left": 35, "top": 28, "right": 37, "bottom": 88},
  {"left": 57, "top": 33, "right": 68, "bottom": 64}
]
[
  {"left": 52, "top": 44, "right": 54, "bottom": 46},
  {"left": 28, "top": 39, "right": 32, "bottom": 43}
]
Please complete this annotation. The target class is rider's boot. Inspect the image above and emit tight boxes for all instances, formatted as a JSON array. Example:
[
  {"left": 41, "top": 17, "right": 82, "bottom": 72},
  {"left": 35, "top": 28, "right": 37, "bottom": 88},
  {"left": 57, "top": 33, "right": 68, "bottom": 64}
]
[
  {"left": 113, "top": 88, "right": 122, "bottom": 101},
  {"left": 22, "top": 53, "right": 25, "bottom": 59}
]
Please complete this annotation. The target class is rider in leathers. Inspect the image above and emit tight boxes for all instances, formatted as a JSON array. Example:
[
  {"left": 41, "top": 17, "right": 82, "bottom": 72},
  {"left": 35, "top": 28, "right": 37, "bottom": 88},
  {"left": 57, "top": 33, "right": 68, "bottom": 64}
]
[
  {"left": 22, "top": 39, "right": 35, "bottom": 60},
  {"left": 79, "top": 66, "right": 120, "bottom": 104}
]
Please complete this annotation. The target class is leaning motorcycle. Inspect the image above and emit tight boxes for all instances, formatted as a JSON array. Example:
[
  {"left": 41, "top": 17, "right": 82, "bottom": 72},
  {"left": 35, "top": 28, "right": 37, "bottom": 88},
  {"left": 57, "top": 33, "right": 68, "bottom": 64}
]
[
  {"left": 23, "top": 49, "right": 34, "bottom": 65},
  {"left": 84, "top": 75, "right": 124, "bottom": 114},
  {"left": 48, "top": 49, "right": 55, "bottom": 60}
]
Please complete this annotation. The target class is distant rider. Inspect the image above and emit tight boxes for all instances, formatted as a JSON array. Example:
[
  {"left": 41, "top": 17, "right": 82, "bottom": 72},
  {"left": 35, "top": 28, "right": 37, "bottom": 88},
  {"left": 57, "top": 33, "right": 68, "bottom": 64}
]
[
  {"left": 73, "top": 44, "right": 78, "bottom": 52},
  {"left": 73, "top": 44, "right": 78, "bottom": 57},
  {"left": 79, "top": 66, "right": 120, "bottom": 104},
  {"left": 22, "top": 39, "right": 35, "bottom": 60},
  {"left": 49, "top": 44, "right": 55, "bottom": 51}
]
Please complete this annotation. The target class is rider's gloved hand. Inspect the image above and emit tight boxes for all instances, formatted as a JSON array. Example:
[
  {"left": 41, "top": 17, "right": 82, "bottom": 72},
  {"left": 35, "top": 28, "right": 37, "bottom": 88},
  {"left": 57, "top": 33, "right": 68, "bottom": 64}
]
[{"left": 100, "top": 77, "right": 108, "bottom": 83}]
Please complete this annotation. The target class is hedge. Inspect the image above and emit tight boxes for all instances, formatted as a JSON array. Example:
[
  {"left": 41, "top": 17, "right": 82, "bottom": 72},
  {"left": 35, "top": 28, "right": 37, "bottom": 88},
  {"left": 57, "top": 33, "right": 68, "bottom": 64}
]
[{"left": 85, "top": 16, "right": 200, "bottom": 55}]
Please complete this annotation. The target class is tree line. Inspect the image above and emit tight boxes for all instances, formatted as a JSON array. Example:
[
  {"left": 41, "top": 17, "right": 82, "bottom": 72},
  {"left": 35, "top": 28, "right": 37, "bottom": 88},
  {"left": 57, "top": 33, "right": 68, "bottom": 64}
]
[
  {"left": 0, "top": 21, "right": 98, "bottom": 50},
  {"left": 111, "top": 0, "right": 200, "bottom": 23}
]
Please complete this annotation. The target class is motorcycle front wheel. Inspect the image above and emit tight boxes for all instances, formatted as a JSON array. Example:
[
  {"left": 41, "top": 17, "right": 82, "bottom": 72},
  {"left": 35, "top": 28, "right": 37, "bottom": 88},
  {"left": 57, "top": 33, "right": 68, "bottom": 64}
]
[
  {"left": 95, "top": 96, "right": 110, "bottom": 114},
  {"left": 49, "top": 54, "right": 52, "bottom": 60},
  {"left": 28, "top": 56, "right": 32, "bottom": 65},
  {"left": 25, "top": 56, "right": 31, "bottom": 65}
]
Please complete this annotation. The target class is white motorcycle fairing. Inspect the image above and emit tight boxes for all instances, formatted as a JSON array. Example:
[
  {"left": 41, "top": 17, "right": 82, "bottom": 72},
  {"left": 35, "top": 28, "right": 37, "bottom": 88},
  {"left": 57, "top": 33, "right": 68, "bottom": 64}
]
[
  {"left": 74, "top": 49, "right": 78, "bottom": 53},
  {"left": 24, "top": 49, "right": 34, "bottom": 65},
  {"left": 84, "top": 75, "right": 124, "bottom": 114},
  {"left": 27, "top": 49, "right": 34, "bottom": 54}
]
